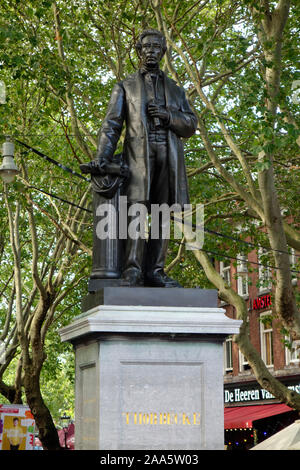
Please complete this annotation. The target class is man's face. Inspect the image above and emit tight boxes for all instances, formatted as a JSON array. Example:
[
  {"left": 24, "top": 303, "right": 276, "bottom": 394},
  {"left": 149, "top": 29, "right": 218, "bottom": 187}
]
[{"left": 140, "top": 35, "right": 164, "bottom": 68}]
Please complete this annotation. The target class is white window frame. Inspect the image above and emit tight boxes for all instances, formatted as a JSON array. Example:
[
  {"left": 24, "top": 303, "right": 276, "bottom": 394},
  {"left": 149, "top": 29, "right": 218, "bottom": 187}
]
[
  {"left": 237, "top": 254, "right": 249, "bottom": 298},
  {"left": 224, "top": 336, "right": 233, "bottom": 373},
  {"left": 0, "top": 80, "right": 6, "bottom": 104},
  {"left": 285, "top": 336, "right": 300, "bottom": 366},
  {"left": 290, "top": 248, "right": 298, "bottom": 286},
  {"left": 238, "top": 349, "right": 250, "bottom": 373},
  {"left": 220, "top": 260, "right": 231, "bottom": 286},
  {"left": 260, "top": 312, "right": 274, "bottom": 367},
  {"left": 258, "top": 248, "right": 272, "bottom": 293}
]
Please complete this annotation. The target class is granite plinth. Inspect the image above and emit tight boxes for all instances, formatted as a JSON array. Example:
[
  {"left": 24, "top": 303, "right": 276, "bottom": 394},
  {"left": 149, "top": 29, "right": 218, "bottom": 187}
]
[
  {"left": 59, "top": 288, "right": 241, "bottom": 450},
  {"left": 81, "top": 286, "right": 218, "bottom": 313}
]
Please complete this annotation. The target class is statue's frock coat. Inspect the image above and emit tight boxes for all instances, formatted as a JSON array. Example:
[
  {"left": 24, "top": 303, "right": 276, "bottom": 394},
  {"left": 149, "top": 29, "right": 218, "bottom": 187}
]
[{"left": 96, "top": 71, "right": 197, "bottom": 206}]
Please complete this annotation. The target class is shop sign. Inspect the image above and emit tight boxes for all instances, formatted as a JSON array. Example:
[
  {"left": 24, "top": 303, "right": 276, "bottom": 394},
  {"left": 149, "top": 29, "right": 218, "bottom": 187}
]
[
  {"left": 252, "top": 294, "right": 272, "bottom": 311},
  {"left": 0, "top": 404, "right": 36, "bottom": 450},
  {"left": 224, "top": 383, "right": 300, "bottom": 404}
]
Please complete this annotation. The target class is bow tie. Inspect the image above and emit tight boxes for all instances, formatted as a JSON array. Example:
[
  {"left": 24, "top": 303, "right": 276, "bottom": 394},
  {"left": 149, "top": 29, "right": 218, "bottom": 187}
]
[{"left": 140, "top": 66, "right": 162, "bottom": 76}]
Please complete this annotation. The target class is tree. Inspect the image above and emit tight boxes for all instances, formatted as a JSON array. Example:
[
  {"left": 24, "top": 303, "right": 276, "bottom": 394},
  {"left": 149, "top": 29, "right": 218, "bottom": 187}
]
[
  {"left": 0, "top": 31, "right": 92, "bottom": 447},
  {"left": 149, "top": 0, "right": 300, "bottom": 408}
]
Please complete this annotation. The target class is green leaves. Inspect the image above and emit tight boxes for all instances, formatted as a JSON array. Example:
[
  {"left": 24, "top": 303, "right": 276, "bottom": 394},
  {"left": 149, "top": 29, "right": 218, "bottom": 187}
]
[
  {"left": 0, "top": 0, "right": 299, "bottom": 427},
  {"left": 255, "top": 157, "right": 271, "bottom": 172}
]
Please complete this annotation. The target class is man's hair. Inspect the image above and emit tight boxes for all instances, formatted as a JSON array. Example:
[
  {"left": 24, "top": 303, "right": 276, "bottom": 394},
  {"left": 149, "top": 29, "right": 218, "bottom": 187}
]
[{"left": 136, "top": 29, "right": 167, "bottom": 56}]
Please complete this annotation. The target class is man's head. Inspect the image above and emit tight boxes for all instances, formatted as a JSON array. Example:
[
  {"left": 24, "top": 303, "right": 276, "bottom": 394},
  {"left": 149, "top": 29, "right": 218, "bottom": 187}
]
[
  {"left": 136, "top": 29, "right": 167, "bottom": 69},
  {"left": 13, "top": 418, "right": 19, "bottom": 426}
]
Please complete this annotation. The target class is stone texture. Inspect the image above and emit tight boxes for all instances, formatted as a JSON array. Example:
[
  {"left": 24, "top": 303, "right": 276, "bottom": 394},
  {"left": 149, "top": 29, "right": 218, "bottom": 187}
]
[
  {"left": 60, "top": 295, "right": 242, "bottom": 450},
  {"left": 81, "top": 287, "right": 218, "bottom": 313}
]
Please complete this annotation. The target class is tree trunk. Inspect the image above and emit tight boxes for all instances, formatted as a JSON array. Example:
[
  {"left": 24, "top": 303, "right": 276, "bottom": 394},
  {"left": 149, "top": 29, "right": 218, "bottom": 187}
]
[
  {"left": 191, "top": 248, "right": 300, "bottom": 410},
  {"left": 23, "top": 363, "right": 62, "bottom": 450},
  {"left": 254, "top": 0, "right": 300, "bottom": 335}
]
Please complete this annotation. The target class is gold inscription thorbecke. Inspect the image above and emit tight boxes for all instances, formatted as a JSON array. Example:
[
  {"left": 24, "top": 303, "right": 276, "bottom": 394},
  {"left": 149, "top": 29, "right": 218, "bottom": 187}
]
[{"left": 122, "top": 412, "right": 201, "bottom": 425}]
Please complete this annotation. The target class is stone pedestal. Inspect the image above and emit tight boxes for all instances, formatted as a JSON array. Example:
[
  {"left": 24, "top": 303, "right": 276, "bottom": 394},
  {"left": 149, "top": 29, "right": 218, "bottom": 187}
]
[{"left": 59, "top": 288, "right": 241, "bottom": 450}]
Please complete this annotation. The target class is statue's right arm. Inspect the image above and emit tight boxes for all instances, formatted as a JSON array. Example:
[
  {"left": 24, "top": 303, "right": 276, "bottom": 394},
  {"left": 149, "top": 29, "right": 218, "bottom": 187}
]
[{"left": 95, "top": 83, "right": 125, "bottom": 162}]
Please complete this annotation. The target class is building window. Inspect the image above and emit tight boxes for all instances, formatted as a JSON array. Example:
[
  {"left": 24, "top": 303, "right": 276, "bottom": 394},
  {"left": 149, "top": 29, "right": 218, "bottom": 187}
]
[
  {"left": 220, "top": 260, "right": 231, "bottom": 286},
  {"left": 237, "top": 254, "right": 249, "bottom": 298},
  {"left": 258, "top": 249, "right": 272, "bottom": 292},
  {"left": 224, "top": 337, "right": 233, "bottom": 373},
  {"left": 0, "top": 80, "right": 6, "bottom": 104},
  {"left": 260, "top": 312, "right": 273, "bottom": 367},
  {"left": 290, "top": 248, "right": 298, "bottom": 286},
  {"left": 285, "top": 336, "right": 300, "bottom": 366},
  {"left": 239, "top": 349, "right": 250, "bottom": 372}
]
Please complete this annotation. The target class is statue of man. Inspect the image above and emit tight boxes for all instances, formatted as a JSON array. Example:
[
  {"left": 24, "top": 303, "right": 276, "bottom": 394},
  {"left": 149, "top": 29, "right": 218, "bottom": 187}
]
[{"left": 95, "top": 29, "right": 197, "bottom": 287}]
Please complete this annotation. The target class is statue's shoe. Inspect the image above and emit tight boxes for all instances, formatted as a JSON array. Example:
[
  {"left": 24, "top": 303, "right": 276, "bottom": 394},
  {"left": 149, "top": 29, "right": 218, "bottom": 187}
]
[
  {"left": 121, "top": 268, "right": 144, "bottom": 287},
  {"left": 145, "top": 270, "right": 182, "bottom": 288}
]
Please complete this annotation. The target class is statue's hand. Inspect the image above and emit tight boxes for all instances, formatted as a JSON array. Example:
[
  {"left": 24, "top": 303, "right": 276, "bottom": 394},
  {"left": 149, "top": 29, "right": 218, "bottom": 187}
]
[
  {"left": 105, "top": 162, "right": 129, "bottom": 178},
  {"left": 80, "top": 160, "right": 104, "bottom": 175},
  {"left": 148, "top": 103, "right": 170, "bottom": 123},
  {"left": 120, "top": 163, "right": 130, "bottom": 178}
]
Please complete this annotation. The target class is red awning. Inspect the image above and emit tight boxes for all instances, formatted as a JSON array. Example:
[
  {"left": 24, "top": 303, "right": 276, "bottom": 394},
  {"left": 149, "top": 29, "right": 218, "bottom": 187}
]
[{"left": 224, "top": 403, "right": 293, "bottom": 429}]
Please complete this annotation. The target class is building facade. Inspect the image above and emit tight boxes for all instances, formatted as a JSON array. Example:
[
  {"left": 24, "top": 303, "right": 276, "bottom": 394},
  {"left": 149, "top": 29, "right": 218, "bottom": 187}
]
[{"left": 218, "top": 246, "right": 300, "bottom": 450}]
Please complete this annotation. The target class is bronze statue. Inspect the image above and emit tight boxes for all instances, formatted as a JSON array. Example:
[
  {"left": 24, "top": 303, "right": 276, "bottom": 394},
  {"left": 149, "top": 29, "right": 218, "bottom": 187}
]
[{"left": 81, "top": 29, "right": 197, "bottom": 289}]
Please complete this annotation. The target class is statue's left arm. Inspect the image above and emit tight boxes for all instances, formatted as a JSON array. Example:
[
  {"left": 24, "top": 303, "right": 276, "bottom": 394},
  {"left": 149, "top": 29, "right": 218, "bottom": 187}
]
[
  {"left": 167, "top": 89, "right": 197, "bottom": 138},
  {"left": 95, "top": 83, "right": 125, "bottom": 163}
]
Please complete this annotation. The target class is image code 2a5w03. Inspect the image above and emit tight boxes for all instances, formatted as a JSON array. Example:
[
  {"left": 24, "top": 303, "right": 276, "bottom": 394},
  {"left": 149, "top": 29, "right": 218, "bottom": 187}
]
[{"left": 142, "top": 454, "right": 199, "bottom": 465}]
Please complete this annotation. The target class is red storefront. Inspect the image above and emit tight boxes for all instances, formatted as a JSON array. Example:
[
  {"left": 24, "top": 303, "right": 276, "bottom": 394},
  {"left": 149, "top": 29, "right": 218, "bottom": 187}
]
[{"left": 224, "top": 379, "right": 300, "bottom": 450}]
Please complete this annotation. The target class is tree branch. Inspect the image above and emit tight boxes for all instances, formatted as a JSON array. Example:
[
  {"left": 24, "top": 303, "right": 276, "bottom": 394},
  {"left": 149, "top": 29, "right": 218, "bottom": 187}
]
[{"left": 53, "top": 2, "right": 94, "bottom": 159}]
